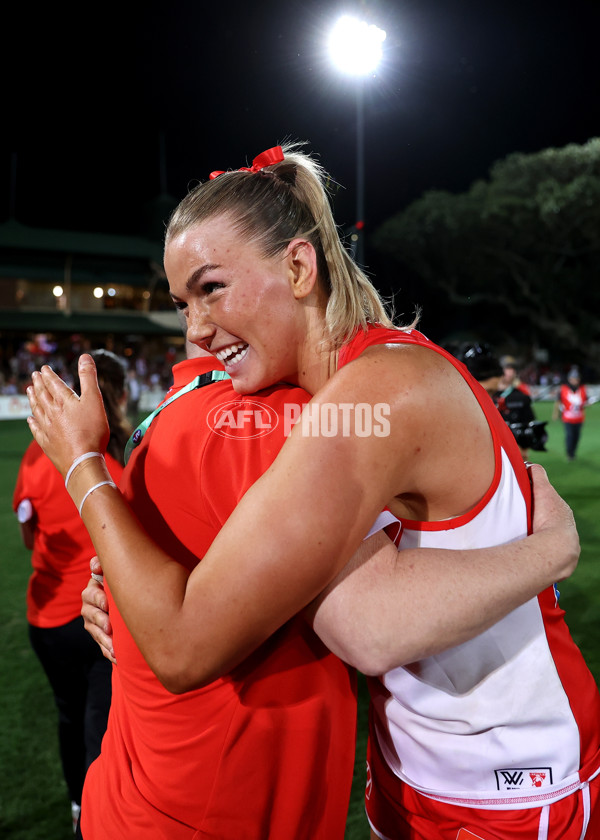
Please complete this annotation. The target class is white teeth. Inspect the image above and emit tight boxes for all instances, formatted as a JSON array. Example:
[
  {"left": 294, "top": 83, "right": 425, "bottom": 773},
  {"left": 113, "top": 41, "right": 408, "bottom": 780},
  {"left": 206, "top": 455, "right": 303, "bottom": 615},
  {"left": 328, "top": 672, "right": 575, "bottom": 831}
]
[
  {"left": 215, "top": 343, "right": 248, "bottom": 364},
  {"left": 229, "top": 347, "right": 247, "bottom": 365}
]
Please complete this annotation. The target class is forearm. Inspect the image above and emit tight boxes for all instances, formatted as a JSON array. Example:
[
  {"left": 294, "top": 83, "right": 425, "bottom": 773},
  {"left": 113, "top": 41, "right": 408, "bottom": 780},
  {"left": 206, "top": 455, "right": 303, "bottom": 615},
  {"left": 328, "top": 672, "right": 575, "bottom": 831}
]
[
  {"left": 310, "top": 521, "right": 578, "bottom": 675},
  {"left": 67, "top": 457, "right": 198, "bottom": 686},
  {"left": 27, "top": 356, "right": 383, "bottom": 691},
  {"left": 72, "top": 454, "right": 369, "bottom": 692}
]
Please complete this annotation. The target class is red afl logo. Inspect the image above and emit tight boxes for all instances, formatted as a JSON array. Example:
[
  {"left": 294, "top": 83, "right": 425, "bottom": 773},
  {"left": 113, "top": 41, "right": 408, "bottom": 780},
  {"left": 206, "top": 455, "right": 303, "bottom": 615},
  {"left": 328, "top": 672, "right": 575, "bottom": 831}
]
[{"left": 207, "top": 400, "right": 279, "bottom": 439}]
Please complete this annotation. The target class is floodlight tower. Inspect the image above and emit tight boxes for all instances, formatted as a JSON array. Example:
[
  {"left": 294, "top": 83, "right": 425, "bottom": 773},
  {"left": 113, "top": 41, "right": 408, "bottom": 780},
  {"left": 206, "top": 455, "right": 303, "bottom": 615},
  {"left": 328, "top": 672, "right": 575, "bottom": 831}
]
[{"left": 329, "top": 15, "right": 386, "bottom": 266}]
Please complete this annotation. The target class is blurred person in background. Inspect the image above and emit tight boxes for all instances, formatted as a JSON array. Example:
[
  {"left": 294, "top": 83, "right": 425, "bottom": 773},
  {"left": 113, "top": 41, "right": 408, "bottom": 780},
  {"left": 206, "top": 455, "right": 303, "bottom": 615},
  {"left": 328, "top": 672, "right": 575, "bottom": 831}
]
[
  {"left": 458, "top": 342, "right": 546, "bottom": 459},
  {"left": 500, "top": 355, "right": 532, "bottom": 395},
  {"left": 126, "top": 367, "right": 141, "bottom": 422},
  {"left": 553, "top": 368, "right": 589, "bottom": 461},
  {"left": 12, "top": 349, "right": 131, "bottom": 833}
]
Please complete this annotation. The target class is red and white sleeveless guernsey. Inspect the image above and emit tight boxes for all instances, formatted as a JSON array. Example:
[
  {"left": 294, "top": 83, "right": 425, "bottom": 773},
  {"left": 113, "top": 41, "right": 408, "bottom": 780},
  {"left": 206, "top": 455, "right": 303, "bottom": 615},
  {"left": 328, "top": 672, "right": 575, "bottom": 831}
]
[{"left": 338, "top": 326, "right": 600, "bottom": 813}]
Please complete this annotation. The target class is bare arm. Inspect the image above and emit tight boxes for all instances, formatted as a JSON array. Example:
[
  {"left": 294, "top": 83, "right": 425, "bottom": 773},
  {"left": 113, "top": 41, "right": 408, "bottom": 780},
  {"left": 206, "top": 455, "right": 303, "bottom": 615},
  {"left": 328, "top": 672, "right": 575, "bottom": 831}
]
[
  {"left": 29, "top": 354, "right": 577, "bottom": 693},
  {"left": 83, "top": 465, "right": 578, "bottom": 676},
  {"left": 29, "top": 355, "right": 391, "bottom": 691},
  {"left": 306, "top": 464, "right": 579, "bottom": 674}
]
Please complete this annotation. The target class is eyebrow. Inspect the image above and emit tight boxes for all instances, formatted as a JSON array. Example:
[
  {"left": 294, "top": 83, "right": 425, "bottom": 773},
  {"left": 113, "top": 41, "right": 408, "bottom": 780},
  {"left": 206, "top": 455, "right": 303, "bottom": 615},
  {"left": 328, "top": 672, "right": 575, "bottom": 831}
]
[{"left": 185, "top": 263, "right": 222, "bottom": 291}]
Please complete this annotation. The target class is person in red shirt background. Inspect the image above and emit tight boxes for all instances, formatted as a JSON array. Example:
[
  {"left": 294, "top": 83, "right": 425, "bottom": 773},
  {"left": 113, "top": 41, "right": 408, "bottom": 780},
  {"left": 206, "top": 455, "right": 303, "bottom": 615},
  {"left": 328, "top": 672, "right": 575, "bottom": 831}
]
[
  {"left": 13, "top": 349, "right": 131, "bottom": 833},
  {"left": 500, "top": 356, "right": 532, "bottom": 396},
  {"left": 553, "top": 367, "right": 589, "bottom": 461}
]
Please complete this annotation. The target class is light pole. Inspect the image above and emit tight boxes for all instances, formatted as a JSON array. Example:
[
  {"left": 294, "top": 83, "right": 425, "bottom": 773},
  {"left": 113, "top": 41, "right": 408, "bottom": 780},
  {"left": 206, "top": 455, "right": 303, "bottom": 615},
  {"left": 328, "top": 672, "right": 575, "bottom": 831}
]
[{"left": 329, "top": 15, "right": 386, "bottom": 266}]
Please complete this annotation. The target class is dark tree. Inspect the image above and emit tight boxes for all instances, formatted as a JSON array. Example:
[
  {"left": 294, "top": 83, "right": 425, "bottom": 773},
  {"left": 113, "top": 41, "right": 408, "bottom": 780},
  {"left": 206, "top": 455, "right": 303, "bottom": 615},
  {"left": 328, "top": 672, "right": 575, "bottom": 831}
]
[{"left": 372, "top": 138, "right": 600, "bottom": 371}]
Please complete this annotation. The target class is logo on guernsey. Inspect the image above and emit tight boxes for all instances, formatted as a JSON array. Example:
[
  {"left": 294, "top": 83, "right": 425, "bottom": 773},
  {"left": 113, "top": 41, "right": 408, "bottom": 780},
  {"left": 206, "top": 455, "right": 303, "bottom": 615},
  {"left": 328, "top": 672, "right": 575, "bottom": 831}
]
[
  {"left": 365, "top": 760, "right": 373, "bottom": 801},
  {"left": 207, "top": 400, "right": 279, "bottom": 439},
  {"left": 495, "top": 767, "right": 553, "bottom": 790}
]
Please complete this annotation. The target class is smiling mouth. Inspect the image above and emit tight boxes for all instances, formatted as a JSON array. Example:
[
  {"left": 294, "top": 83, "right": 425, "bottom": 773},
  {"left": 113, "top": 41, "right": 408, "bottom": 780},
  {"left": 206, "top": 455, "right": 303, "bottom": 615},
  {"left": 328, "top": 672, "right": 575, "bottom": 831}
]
[{"left": 215, "top": 343, "right": 249, "bottom": 366}]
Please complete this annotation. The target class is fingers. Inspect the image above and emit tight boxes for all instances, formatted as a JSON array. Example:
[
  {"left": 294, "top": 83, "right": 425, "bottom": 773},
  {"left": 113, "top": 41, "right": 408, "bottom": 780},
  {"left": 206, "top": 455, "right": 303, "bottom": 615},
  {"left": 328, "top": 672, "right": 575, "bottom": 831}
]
[
  {"left": 90, "top": 555, "right": 104, "bottom": 576},
  {"left": 530, "top": 463, "right": 572, "bottom": 515},
  {"left": 32, "top": 365, "right": 77, "bottom": 411},
  {"left": 101, "top": 647, "right": 117, "bottom": 665},
  {"left": 83, "top": 618, "right": 117, "bottom": 664},
  {"left": 529, "top": 462, "right": 577, "bottom": 552},
  {"left": 26, "top": 376, "right": 51, "bottom": 446},
  {"left": 89, "top": 556, "right": 104, "bottom": 585},
  {"left": 528, "top": 464, "right": 562, "bottom": 516},
  {"left": 40, "top": 363, "right": 76, "bottom": 397},
  {"left": 77, "top": 354, "right": 101, "bottom": 401},
  {"left": 526, "top": 464, "right": 579, "bottom": 581},
  {"left": 26, "top": 412, "right": 41, "bottom": 442},
  {"left": 26, "top": 373, "right": 49, "bottom": 427},
  {"left": 526, "top": 462, "right": 548, "bottom": 486},
  {"left": 83, "top": 579, "right": 109, "bottom": 613},
  {"left": 25, "top": 356, "right": 110, "bottom": 472},
  {"left": 26, "top": 366, "right": 77, "bottom": 440},
  {"left": 82, "top": 580, "right": 116, "bottom": 663}
]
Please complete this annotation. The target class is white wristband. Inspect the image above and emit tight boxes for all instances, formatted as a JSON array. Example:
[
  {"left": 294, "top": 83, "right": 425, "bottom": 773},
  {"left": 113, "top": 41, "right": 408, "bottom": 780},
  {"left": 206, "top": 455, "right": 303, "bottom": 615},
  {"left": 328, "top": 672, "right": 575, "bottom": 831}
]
[
  {"left": 78, "top": 480, "right": 117, "bottom": 516},
  {"left": 65, "top": 452, "right": 104, "bottom": 489}
]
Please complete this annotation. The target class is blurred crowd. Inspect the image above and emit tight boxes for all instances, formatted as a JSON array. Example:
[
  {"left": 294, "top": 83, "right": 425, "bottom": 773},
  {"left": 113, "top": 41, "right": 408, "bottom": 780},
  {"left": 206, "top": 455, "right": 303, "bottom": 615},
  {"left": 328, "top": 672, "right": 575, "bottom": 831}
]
[
  {"left": 0, "top": 335, "right": 186, "bottom": 419},
  {"left": 0, "top": 336, "right": 595, "bottom": 408}
]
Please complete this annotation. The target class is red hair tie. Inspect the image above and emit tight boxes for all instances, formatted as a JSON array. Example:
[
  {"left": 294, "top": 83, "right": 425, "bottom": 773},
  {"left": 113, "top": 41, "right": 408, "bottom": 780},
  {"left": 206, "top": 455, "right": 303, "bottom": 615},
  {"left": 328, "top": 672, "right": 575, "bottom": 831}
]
[{"left": 209, "top": 145, "right": 284, "bottom": 180}]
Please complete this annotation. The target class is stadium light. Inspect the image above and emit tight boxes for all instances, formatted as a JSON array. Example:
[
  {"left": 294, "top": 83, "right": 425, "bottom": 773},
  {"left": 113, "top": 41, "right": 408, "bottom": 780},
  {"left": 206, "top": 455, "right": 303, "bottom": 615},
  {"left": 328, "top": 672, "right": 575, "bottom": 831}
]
[{"left": 329, "top": 15, "right": 386, "bottom": 266}]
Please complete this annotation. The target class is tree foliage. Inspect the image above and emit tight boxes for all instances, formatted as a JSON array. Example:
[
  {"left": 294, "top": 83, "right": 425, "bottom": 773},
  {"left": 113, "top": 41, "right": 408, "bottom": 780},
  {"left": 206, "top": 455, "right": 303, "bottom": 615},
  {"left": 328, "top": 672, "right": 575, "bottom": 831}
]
[{"left": 372, "top": 138, "right": 600, "bottom": 371}]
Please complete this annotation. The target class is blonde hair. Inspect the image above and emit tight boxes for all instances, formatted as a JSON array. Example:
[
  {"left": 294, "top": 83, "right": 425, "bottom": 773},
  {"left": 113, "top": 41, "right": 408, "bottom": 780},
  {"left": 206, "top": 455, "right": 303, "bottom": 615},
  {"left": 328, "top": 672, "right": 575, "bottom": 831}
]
[{"left": 166, "top": 142, "right": 411, "bottom": 349}]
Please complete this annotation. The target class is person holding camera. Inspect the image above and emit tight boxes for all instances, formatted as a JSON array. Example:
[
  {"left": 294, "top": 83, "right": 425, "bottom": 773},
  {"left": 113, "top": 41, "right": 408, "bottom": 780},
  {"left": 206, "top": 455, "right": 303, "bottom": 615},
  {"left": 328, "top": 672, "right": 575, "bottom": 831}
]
[
  {"left": 500, "top": 356, "right": 532, "bottom": 394},
  {"left": 458, "top": 342, "right": 547, "bottom": 458},
  {"left": 496, "top": 357, "right": 538, "bottom": 455}
]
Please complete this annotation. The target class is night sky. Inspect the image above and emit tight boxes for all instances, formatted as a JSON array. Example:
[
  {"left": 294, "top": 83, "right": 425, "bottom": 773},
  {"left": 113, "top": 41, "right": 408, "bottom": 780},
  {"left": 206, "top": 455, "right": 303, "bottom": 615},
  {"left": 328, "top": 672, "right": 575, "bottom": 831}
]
[{"left": 4, "top": 0, "right": 599, "bottom": 243}]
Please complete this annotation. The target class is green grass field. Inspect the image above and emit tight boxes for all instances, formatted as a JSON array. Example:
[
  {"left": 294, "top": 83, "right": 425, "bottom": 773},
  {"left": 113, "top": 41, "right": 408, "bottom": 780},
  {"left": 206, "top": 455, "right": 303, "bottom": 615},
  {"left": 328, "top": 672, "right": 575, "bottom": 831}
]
[{"left": 1, "top": 403, "right": 599, "bottom": 839}]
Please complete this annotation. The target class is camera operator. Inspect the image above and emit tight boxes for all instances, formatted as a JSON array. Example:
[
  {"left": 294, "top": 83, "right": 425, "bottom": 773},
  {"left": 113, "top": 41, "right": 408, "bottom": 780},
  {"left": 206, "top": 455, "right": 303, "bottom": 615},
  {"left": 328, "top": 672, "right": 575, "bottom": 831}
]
[{"left": 457, "top": 343, "right": 547, "bottom": 460}]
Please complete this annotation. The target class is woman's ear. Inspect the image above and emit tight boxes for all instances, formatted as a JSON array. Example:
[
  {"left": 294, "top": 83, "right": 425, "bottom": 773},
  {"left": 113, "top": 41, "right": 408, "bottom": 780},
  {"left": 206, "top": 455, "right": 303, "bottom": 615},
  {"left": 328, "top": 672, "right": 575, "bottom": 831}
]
[{"left": 286, "top": 239, "right": 319, "bottom": 300}]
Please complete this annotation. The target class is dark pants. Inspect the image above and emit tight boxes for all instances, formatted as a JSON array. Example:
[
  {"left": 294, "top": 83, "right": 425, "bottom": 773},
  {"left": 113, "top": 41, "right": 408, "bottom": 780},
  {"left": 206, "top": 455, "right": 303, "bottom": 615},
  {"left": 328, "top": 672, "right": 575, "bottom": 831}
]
[
  {"left": 29, "top": 616, "right": 112, "bottom": 806},
  {"left": 564, "top": 421, "right": 583, "bottom": 459}
]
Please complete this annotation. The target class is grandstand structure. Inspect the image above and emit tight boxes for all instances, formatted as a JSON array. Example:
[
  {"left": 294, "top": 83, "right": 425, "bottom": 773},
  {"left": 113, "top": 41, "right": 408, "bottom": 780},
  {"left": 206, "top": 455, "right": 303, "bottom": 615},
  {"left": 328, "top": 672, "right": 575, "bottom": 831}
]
[
  {"left": 0, "top": 215, "right": 179, "bottom": 338},
  {"left": 0, "top": 186, "right": 188, "bottom": 390}
]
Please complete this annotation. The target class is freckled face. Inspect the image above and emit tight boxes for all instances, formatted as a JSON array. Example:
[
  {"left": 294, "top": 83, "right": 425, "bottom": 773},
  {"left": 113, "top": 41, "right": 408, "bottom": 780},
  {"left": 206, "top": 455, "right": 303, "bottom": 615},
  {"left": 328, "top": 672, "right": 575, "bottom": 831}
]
[{"left": 165, "top": 214, "right": 305, "bottom": 394}]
